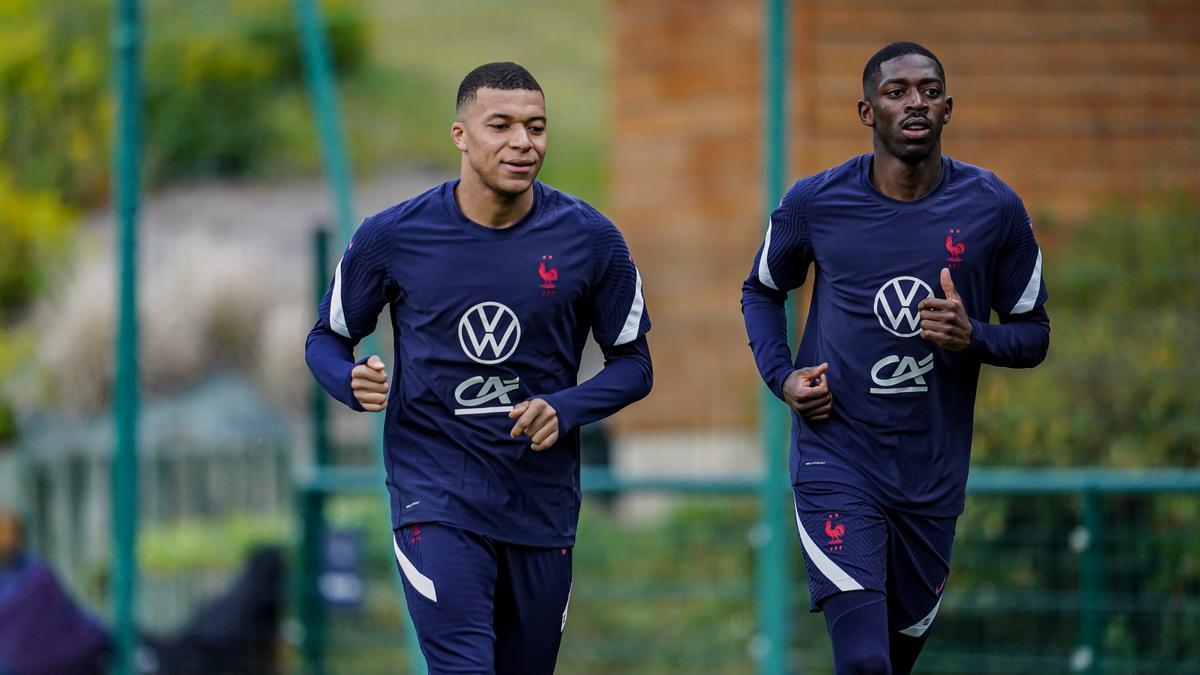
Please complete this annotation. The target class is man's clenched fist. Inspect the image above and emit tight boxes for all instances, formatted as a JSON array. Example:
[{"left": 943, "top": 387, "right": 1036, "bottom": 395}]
[{"left": 351, "top": 354, "right": 389, "bottom": 412}]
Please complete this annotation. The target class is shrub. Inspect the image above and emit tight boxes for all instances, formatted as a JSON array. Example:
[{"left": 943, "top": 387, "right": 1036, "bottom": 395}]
[
  {"left": 144, "top": 0, "right": 367, "bottom": 181},
  {"left": 973, "top": 199, "right": 1200, "bottom": 467},
  {"left": 0, "top": 171, "right": 75, "bottom": 323},
  {"left": 0, "top": 0, "right": 111, "bottom": 204},
  {"left": 0, "top": 0, "right": 368, "bottom": 203}
]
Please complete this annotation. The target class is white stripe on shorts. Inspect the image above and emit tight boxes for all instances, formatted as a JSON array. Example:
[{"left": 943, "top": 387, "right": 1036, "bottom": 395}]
[
  {"left": 899, "top": 596, "right": 943, "bottom": 638},
  {"left": 561, "top": 582, "right": 572, "bottom": 633},
  {"left": 393, "top": 533, "right": 438, "bottom": 602}
]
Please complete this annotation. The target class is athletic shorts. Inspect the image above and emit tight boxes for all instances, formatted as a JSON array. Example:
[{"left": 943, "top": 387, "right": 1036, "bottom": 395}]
[
  {"left": 392, "top": 522, "right": 573, "bottom": 675},
  {"left": 793, "top": 482, "right": 956, "bottom": 638}
]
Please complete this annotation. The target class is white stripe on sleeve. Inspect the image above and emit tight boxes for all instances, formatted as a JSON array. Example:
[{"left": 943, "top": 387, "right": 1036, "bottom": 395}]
[
  {"left": 614, "top": 268, "right": 645, "bottom": 346},
  {"left": 1010, "top": 248, "right": 1043, "bottom": 314},
  {"left": 392, "top": 534, "right": 438, "bottom": 602},
  {"left": 330, "top": 254, "right": 351, "bottom": 338},
  {"left": 794, "top": 504, "right": 864, "bottom": 592},
  {"left": 757, "top": 219, "right": 779, "bottom": 290}
]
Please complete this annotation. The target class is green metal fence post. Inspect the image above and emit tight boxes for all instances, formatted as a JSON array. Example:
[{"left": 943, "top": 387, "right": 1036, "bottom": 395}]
[
  {"left": 312, "top": 228, "right": 332, "bottom": 474},
  {"left": 292, "top": 0, "right": 354, "bottom": 244},
  {"left": 297, "top": 488, "right": 326, "bottom": 675},
  {"left": 757, "top": 1, "right": 791, "bottom": 674},
  {"left": 298, "top": 228, "right": 333, "bottom": 675},
  {"left": 110, "top": 1, "right": 142, "bottom": 673},
  {"left": 1077, "top": 489, "right": 1106, "bottom": 674}
]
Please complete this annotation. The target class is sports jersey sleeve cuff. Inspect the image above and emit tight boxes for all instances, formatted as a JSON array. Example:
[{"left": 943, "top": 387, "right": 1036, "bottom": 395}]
[
  {"left": 344, "top": 355, "right": 371, "bottom": 412},
  {"left": 767, "top": 365, "right": 793, "bottom": 401},
  {"left": 539, "top": 392, "right": 576, "bottom": 436},
  {"left": 965, "top": 318, "right": 991, "bottom": 359}
]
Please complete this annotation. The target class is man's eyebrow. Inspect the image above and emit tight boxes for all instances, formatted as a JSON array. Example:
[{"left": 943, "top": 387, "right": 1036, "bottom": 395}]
[
  {"left": 879, "top": 76, "right": 944, "bottom": 88},
  {"left": 484, "top": 112, "right": 548, "bottom": 123}
]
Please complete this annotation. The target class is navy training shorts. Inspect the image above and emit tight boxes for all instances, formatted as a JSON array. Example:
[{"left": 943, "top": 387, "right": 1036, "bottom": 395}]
[
  {"left": 392, "top": 522, "right": 574, "bottom": 675},
  {"left": 793, "top": 482, "right": 956, "bottom": 638}
]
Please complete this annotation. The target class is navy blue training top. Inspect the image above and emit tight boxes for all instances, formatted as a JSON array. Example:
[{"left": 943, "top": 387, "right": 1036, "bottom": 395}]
[
  {"left": 742, "top": 155, "right": 1049, "bottom": 516},
  {"left": 306, "top": 180, "right": 652, "bottom": 546}
]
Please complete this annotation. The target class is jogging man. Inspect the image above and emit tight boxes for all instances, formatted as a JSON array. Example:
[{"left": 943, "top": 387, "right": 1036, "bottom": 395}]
[
  {"left": 306, "top": 62, "right": 652, "bottom": 674},
  {"left": 741, "top": 42, "right": 1050, "bottom": 673}
]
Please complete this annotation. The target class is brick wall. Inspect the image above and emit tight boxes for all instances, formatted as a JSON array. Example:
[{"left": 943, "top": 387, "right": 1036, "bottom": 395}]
[{"left": 610, "top": 0, "right": 1199, "bottom": 430}]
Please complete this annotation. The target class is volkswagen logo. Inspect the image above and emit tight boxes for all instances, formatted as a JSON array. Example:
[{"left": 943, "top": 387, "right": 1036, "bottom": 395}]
[
  {"left": 458, "top": 302, "right": 521, "bottom": 365},
  {"left": 873, "top": 276, "right": 933, "bottom": 338}
]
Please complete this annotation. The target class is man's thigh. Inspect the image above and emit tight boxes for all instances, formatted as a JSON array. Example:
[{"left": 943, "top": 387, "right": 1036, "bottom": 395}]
[
  {"left": 393, "top": 523, "right": 497, "bottom": 675},
  {"left": 885, "top": 509, "right": 956, "bottom": 638},
  {"left": 794, "top": 482, "right": 889, "bottom": 610},
  {"left": 493, "top": 543, "right": 573, "bottom": 675}
]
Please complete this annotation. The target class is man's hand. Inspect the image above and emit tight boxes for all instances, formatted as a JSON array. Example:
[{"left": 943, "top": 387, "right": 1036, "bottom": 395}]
[
  {"left": 508, "top": 398, "right": 560, "bottom": 451},
  {"left": 351, "top": 355, "right": 389, "bottom": 412},
  {"left": 782, "top": 363, "right": 832, "bottom": 422},
  {"left": 918, "top": 268, "right": 972, "bottom": 351}
]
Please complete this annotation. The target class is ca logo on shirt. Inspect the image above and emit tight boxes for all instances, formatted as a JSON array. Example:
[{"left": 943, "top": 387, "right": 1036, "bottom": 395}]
[
  {"left": 454, "top": 302, "right": 522, "bottom": 416},
  {"left": 870, "top": 354, "right": 934, "bottom": 395},
  {"left": 873, "top": 276, "right": 933, "bottom": 338}
]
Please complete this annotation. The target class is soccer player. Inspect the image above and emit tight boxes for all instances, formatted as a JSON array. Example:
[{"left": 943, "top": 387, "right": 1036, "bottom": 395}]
[
  {"left": 305, "top": 62, "right": 652, "bottom": 674},
  {"left": 741, "top": 42, "right": 1049, "bottom": 673}
]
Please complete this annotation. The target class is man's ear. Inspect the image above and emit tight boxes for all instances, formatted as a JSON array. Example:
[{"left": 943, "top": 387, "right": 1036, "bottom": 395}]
[
  {"left": 857, "top": 99, "right": 874, "bottom": 128},
  {"left": 451, "top": 121, "right": 467, "bottom": 151},
  {"left": 943, "top": 96, "right": 953, "bottom": 125}
]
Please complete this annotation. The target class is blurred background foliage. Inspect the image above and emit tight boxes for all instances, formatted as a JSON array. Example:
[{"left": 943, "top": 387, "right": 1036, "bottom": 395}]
[
  {"left": 974, "top": 198, "right": 1200, "bottom": 468},
  {"left": 1, "top": 0, "right": 1191, "bottom": 464},
  {"left": 0, "top": 0, "right": 365, "bottom": 206}
]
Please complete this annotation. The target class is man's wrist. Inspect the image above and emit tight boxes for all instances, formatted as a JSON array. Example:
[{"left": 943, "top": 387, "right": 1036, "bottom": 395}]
[
  {"left": 345, "top": 356, "right": 370, "bottom": 411},
  {"left": 965, "top": 318, "right": 988, "bottom": 356},
  {"left": 769, "top": 368, "right": 793, "bottom": 401},
  {"left": 537, "top": 393, "right": 572, "bottom": 434}
]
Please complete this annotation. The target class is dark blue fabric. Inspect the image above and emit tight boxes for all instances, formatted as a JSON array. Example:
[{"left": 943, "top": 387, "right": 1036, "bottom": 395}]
[
  {"left": 820, "top": 589, "right": 934, "bottom": 675},
  {"left": 306, "top": 180, "right": 652, "bottom": 546},
  {"left": 0, "top": 556, "right": 109, "bottom": 675},
  {"left": 889, "top": 631, "right": 929, "bottom": 675},
  {"left": 795, "top": 483, "right": 954, "bottom": 633},
  {"left": 821, "top": 590, "right": 891, "bottom": 675},
  {"left": 393, "top": 523, "right": 572, "bottom": 675},
  {"left": 743, "top": 154, "right": 1049, "bottom": 515}
]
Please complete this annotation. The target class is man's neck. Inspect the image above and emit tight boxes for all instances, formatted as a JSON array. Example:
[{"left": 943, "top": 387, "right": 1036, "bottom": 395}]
[
  {"left": 869, "top": 148, "right": 943, "bottom": 201},
  {"left": 455, "top": 175, "right": 534, "bottom": 229}
]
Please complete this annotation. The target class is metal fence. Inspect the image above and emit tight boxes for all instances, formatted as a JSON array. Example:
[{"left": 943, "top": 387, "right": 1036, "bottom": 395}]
[
  {"left": 10, "top": 376, "right": 293, "bottom": 630},
  {"left": 294, "top": 468, "right": 1200, "bottom": 674},
  {"left": 922, "top": 471, "right": 1200, "bottom": 675}
]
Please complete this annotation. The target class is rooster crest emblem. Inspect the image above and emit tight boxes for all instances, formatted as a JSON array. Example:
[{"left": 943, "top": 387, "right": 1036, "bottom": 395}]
[
  {"left": 825, "top": 513, "right": 845, "bottom": 550},
  {"left": 538, "top": 254, "right": 558, "bottom": 293},
  {"left": 945, "top": 228, "right": 966, "bottom": 264}
]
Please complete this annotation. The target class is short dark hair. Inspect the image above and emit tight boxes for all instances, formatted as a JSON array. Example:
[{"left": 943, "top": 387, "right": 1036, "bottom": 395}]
[
  {"left": 456, "top": 62, "right": 543, "bottom": 111},
  {"left": 862, "top": 42, "right": 945, "bottom": 98}
]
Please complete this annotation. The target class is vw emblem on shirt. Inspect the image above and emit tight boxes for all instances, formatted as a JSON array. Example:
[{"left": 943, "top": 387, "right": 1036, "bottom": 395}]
[
  {"left": 458, "top": 301, "right": 522, "bottom": 365},
  {"left": 873, "top": 276, "right": 934, "bottom": 338}
]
